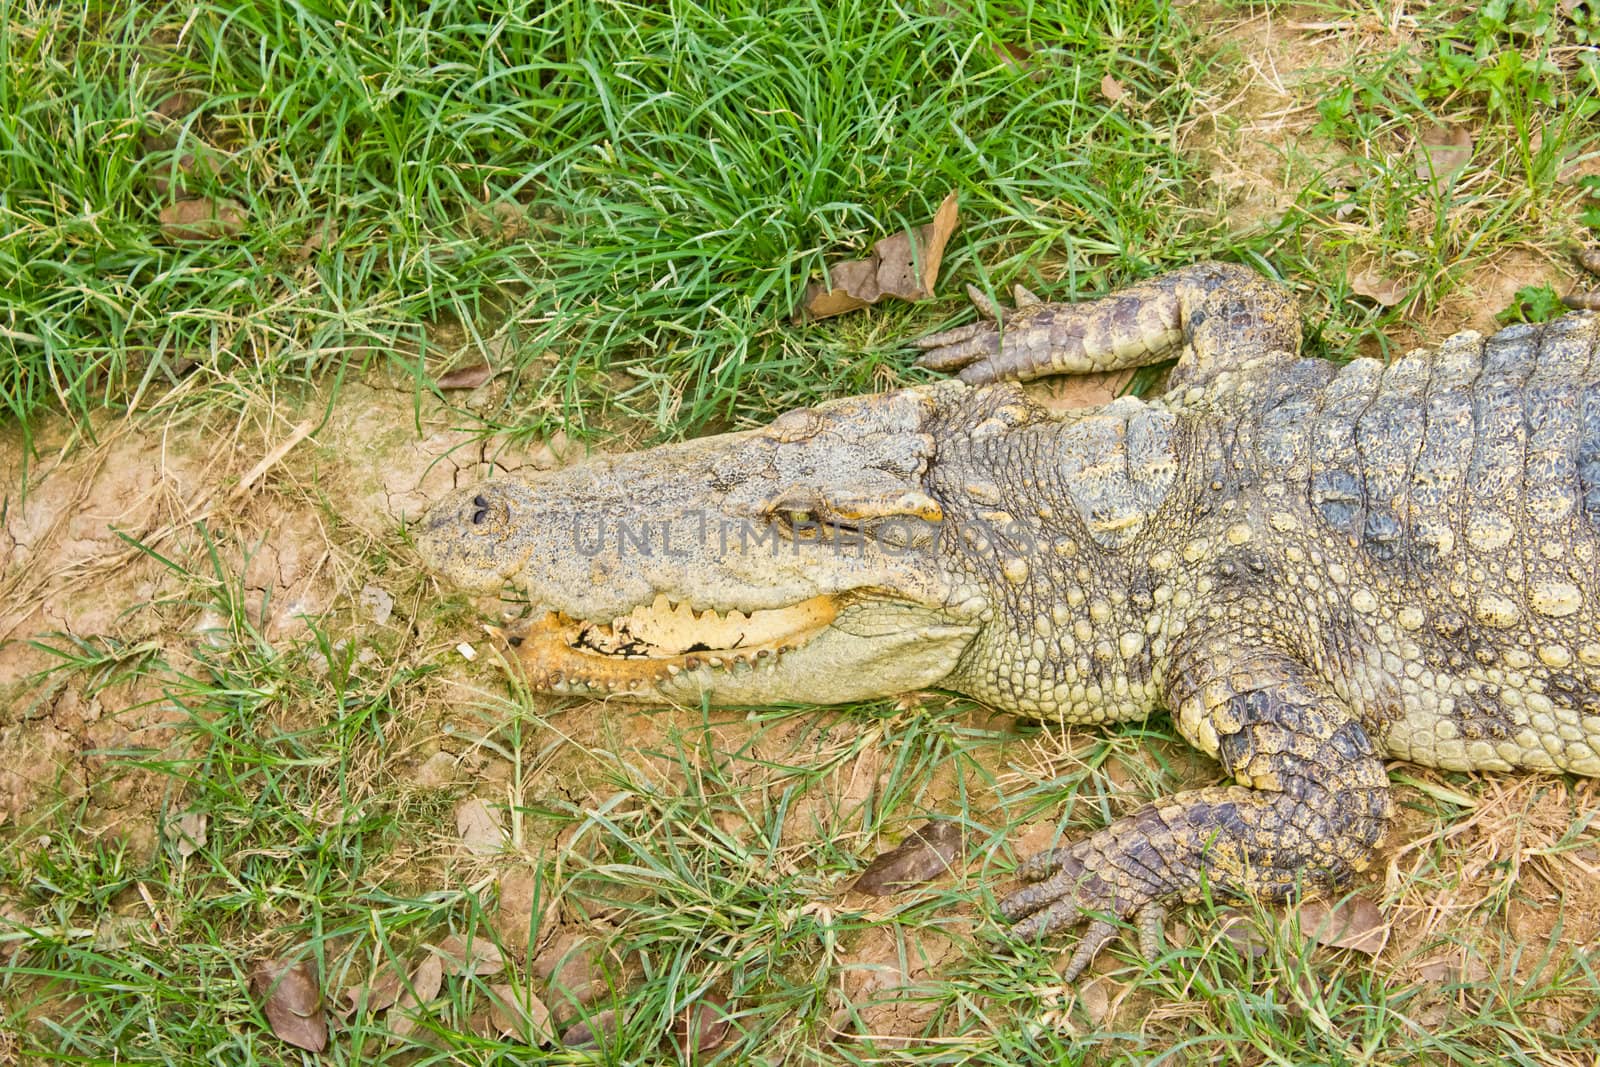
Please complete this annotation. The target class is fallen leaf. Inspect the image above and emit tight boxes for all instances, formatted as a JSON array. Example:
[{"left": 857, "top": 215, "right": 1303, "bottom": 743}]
[
  {"left": 798, "top": 190, "right": 959, "bottom": 321},
  {"left": 490, "top": 868, "right": 543, "bottom": 951},
  {"left": 803, "top": 258, "right": 881, "bottom": 319},
  {"left": 159, "top": 197, "right": 247, "bottom": 241},
  {"left": 878, "top": 188, "right": 960, "bottom": 302},
  {"left": 991, "top": 41, "right": 1034, "bottom": 76},
  {"left": 1296, "top": 895, "right": 1387, "bottom": 955},
  {"left": 533, "top": 929, "right": 604, "bottom": 1007},
  {"left": 1414, "top": 954, "right": 1490, "bottom": 984},
  {"left": 1100, "top": 74, "right": 1126, "bottom": 104},
  {"left": 148, "top": 149, "right": 225, "bottom": 197},
  {"left": 389, "top": 953, "right": 444, "bottom": 1038},
  {"left": 403, "top": 955, "right": 445, "bottom": 1007},
  {"left": 1077, "top": 975, "right": 1113, "bottom": 1025},
  {"left": 170, "top": 811, "right": 207, "bottom": 858},
  {"left": 157, "top": 92, "right": 200, "bottom": 121},
  {"left": 250, "top": 957, "right": 328, "bottom": 1053},
  {"left": 1215, "top": 910, "right": 1270, "bottom": 958},
  {"left": 1350, "top": 268, "right": 1406, "bottom": 307},
  {"left": 456, "top": 797, "right": 505, "bottom": 856},
  {"left": 297, "top": 220, "right": 334, "bottom": 260},
  {"left": 436, "top": 363, "right": 495, "bottom": 391},
  {"left": 852, "top": 820, "right": 967, "bottom": 895},
  {"left": 485, "top": 982, "right": 554, "bottom": 1043},
  {"left": 341, "top": 956, "right": 408, "bottom": 1017},
  {"left": 141, "top": 91, "right": 201, "bottom": 154},
  {"left": 561, "top": 1008, "right": 618, "bottom": 1049},
  {"left": 412, "top": 751, "right": 459, "bottom": 789},
  {"left": 433, "top": 933, "right": 506, "bottom": 977},
  {"left": 1416, "top": 124, "right": 1474, "bottom": 193},
  {"left": 466, "top": 200, "right": 532, "bottom": 240},
  {"left": 672, "top": 994, "right": 731, "bottom": 1059}
]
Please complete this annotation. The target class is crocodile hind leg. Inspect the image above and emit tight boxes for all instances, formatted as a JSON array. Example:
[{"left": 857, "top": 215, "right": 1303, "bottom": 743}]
[
  {"left": 913, "top": 261, "right": 1300, "bottom": 390},
  {"left": 1003, "top": 650, "right": 1391, "bottom": 980}
]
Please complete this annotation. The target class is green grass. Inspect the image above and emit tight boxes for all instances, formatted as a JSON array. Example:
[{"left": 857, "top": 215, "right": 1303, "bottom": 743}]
[
  {"left": 1, "top": 0, "right": 1203, "bottom": 448},
  {"left": 7, "top": 0, "right": 1600, "bottom": 1063}
]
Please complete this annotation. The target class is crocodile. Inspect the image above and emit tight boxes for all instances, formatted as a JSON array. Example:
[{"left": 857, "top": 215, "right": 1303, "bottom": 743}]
[{"left": 417, "top": 262, "right": 1600, "bottom": 979}]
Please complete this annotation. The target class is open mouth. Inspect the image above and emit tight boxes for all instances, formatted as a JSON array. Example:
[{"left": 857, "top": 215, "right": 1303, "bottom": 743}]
[{"left": 514, "top": 593, "right": 838, "bottom": 693}]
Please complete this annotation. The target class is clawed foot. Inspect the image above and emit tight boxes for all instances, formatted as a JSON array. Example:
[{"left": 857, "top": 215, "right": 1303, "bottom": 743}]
[
  {"left": 911, "top": 282, "right": 1051, "bottom": 384},
  {"left": 1565, "top": 246, "right": 1600, "bottom": 311},
  {"left": 998, "top": 838, "right": 1173, "bottom": 983}
]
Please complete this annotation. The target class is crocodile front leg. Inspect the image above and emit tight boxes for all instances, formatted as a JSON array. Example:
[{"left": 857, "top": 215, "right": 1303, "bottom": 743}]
[
  {"left": 913, "top": 261, "right": 1300, "bottom": 389},
  {"left": 1004, "top": 650, "right": 1391, "bottom": 980}
]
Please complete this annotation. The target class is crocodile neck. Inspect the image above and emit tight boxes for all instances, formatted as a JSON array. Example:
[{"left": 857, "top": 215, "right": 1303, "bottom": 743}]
[{"left": 934, "top": 394, "right": 1203, "bottom": 721}]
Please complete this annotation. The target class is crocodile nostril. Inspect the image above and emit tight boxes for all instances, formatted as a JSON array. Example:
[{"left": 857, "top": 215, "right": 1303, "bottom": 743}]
[{"left": 471, "top": 494, "right": 490, "bottom": 525}]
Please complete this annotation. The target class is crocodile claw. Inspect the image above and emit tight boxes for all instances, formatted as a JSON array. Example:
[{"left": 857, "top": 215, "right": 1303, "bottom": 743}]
[
  {"left": 909, "top": 283, "right": 1056, "bottom": 383},
  {"left": 910, "top": 320, "right": 1001, "bottom": 372},
  {"left": 998, "top": 836, "right": 1171, "bottom": 981}
]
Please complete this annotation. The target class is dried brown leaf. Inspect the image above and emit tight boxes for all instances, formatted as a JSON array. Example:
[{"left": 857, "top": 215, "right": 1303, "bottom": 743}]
[
  {"left": 433, "top": 933, "right": 506, "bottom": 977},
  {"left": 1350, "top": 268, "right": 1406, "bottom": 308},
  {"left": 436, "top": 363, "right": 494, "bottom": 391},
  {"left": 672, "top": 994, "right": 731, "bottom": 1059},
  {"left": 159, "top": 197, "right": 247, "bottom": 241},
  {"left": 1414, "top": 954, "right": 1490, "bottom": 985},
  {"left": 804, "top": 258, "right": 880, "bottom": 319},
  {"left": 342, "top": 956, "right": 408, "bottom": 1017},
  {"left": 561, "top": 1008, "right": 619, "bottom": 1048},
  {"left": 1100, "top": 74, "right": 1126, "bottom": 104},
  {"left": 296, "top": 220, "right": 334, "bottom": 261},
  {"left": 389, "top": 953, "right": 444, "bottom": 1038},
  {"left": 1297, "top": 895, "right": 1387, "bottom": 955},
  {"left": 486, "top": 982, "right": 554, "bottom": 1043},
  {"left": 1077, "top": 975, "right": 1114, "bottom": 1025},
  {"left": 154, "top": 92, "right": 202, "bottom": 121},
  {"left": 1215, "top": 910, "right": 1270, "bottom": 958},
  {"left": 852, "top": 820, "right": 967, "bottom": 896},
  {"left": 991, "top": 41, "right": 1034, "bottom": 75},
  {"left": 456, "top": 797, "right": 505, "bottom": 856},
  {"left": 405, "top": 954, "right": 445, "bottom": 1006},
  {"left": 170, "top": 811, "right": 207, "bottom": 858},
  {"left": 250, "top": 957, "right": 328, "bottom": 1053},
  {"left": 1416, "top": 124, "right": 1474, "bottom": 192},
  {"left": 874, "top": 188, "right": 960, "bottom": 301},
  {"left": 798, "top": 190, "right": 959, "bottom": 320},
  {"left": 466, "top": 200, "right": 532, "bottom": 240},
  {"left": 533, "top": 930, "right": 604, "bottom": 1006},
  {"left": 491, "top": 868, "right": 543, "bottom": 951}
]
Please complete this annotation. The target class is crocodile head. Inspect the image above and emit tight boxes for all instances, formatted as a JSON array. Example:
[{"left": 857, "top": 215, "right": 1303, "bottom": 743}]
[{"left": 416, "top": 383, "right": 991, "bottom": 704}]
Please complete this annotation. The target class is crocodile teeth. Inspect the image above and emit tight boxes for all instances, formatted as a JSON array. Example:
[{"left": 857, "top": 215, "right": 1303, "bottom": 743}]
[{"left": 508, "top": 595, "right": 839, "bottom": 694}]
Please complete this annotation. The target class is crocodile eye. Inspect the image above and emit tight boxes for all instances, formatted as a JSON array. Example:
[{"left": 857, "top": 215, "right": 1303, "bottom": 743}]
[{"left": 471, "top": 494, "right": 490, "bottom": 525}]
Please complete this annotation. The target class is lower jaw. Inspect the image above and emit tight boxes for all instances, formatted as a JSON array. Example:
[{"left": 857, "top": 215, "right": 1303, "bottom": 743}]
[
  {"left": 509, "top": 614, "right": 981, "bottom": 706},
  {"left": 511, "top": 599, "right": 836, "bottom": 696}
]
